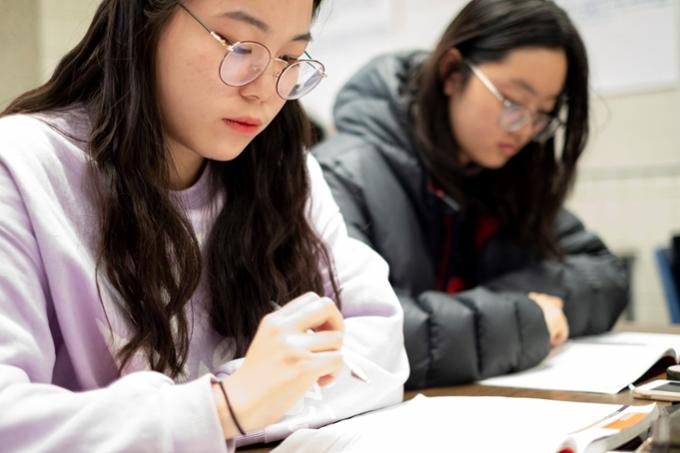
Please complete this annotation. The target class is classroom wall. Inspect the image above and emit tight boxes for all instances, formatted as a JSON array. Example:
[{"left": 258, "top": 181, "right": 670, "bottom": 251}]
[
  {"left": 567, "top": 89, "right": 680, "bottom": 323},
  {"left": 0, "top": 0, "right": 40, "bottom": 108},
  {"left": 0, "top": 1, "right": 678, "bottom": 324},
  {"left": 0, "top": 0, "right": 98, "bottom": 107},
  {"left": 38, "top": 0, "right": 100, "bottom": 82}
]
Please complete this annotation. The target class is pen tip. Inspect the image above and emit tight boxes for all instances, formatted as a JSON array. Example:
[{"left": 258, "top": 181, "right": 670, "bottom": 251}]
[{"left": 351, "top": 369, "right": 370, "bottom": 384}]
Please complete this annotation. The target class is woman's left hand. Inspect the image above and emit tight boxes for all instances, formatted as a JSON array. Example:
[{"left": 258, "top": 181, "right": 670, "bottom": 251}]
[{"left": 528, "top": 292, "right": 569, "bottom": 348}]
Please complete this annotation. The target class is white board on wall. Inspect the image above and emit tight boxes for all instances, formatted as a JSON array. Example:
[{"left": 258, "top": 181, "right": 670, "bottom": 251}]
[
  {"left": 302, "top": 0, "right": 467, "bottom": 128},
  {"left": 303, "top": 0, "right": 680, "bottom": 128},
  {"left": 556, "top": 0, "right": 679, "bottom": 95}
]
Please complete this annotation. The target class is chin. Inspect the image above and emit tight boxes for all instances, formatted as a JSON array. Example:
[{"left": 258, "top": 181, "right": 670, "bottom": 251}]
[
  {"left": 207, "top": 142, "right": 250, "bottom": 162},
  {"left": 201, "top": 150, "right": 239, "bottom": 163},
  {"left": 477, "top": 158, "right": 508, "bottom": 170},
  {"left": 463, "top": 148, "right": 508, "bottom": 170}
]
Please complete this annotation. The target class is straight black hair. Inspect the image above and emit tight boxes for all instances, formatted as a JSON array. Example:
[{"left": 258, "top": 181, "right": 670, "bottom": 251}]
[{"left": 414, "top": 0, "right": 589, "bottom": 257}]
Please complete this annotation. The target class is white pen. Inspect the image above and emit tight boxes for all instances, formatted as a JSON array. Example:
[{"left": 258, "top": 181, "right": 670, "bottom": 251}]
[
  {"left": 269, "top": 300, "right": 370, "bottom": 384},
  {"left": 344, "top": 354, "right": 370, "bottom": 384}
]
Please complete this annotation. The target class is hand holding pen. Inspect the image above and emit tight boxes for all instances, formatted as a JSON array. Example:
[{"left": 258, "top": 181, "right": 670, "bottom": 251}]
[
  {"left": 216, "top": 292, "right": 365, "bottom": 436},
  {"left": 269, "top": 298, "right": 370, "bottom": 385}
]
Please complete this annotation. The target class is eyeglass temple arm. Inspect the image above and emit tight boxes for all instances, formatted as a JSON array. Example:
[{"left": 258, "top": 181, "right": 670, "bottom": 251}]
[
  {"left": 178, "top": 2, "right": 228, "bottom": 47},
  {"left": 467, "top": 62, "right": 505, "bottom": 103}
]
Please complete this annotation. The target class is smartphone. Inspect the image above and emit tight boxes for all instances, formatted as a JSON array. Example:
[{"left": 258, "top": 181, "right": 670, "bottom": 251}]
[{"left": 632, "top": 380, "right": 680, "bottom": 402}]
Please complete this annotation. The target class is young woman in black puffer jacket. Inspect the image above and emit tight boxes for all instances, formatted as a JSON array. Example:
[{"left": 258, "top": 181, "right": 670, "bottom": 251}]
[{"left": 314, "top": 0, "right": 628, "bottom": 389}]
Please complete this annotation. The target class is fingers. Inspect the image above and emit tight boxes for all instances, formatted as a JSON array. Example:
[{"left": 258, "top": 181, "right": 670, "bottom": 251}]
[
  {"left": 280, "top": 293, "right": 344, "bottom": 333},
  {"left": 256, "top": 294, "right": 345, "bottom": 374},
  {"left": 234, "top": 294, "right": 347, "bottom": 433},
  {"left": 309, "top": 350, "right": 344, "bottom": 381},
  {"left": 304, "top": 331, "right": 344, "bottom": 353},
  {"left": 281, "top": 291, "right": 320, "bottom": 311},
  {"left": 317, "top": 374, "right": 337, "bottom": 388},
  {"left": 285, "top": 330, "right": 343, "bottom": 353},
  {"left": 530, "top": 292, "right": 569, "bottom": 349},
  {"left": 528, "top": 292, "right": 564, "bottom": 310},
  {"left": 551, "top": 329, "right": 568, "bottom": 348},
  {"left": 550, "top": 329, "right": 563, "bottom": 347},
  {"left": 289, "top": 335, "right": 344, "bottom": 385},
  {"left": 549, "top": 314, "right": 570, "bottom": 348},
  {"left": 556, "top": 317, "right": 570, "bottom": 346}
]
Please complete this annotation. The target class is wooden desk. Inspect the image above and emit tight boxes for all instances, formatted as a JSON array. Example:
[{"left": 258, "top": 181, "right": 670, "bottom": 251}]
[{"left": 240, "top": 323, "right": 680, "bottom": 451}]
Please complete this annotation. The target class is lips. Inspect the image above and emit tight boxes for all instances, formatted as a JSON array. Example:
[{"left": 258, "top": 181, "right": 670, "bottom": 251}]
[
  {"left": 223, "top": 117, "right": 262, "bottom": 135},
  {"left": 498, "top": 143, "right": 519, "bottom": 157}
]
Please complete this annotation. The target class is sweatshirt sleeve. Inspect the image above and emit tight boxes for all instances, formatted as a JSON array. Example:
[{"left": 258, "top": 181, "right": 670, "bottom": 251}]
[
  {"left": 305, "top": 153, "right": 409, "bottom": 413},
  {"left": 0, "top": 161, "right": 231, "bottom": 453}
]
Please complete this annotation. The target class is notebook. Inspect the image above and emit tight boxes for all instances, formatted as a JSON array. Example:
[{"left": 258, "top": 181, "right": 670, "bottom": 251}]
[
  {"left": 480, "top": 331, "right": 680, "bottom": 394},
  {"left": 273, "top": 394, "right": 658, "bottom": 453}
]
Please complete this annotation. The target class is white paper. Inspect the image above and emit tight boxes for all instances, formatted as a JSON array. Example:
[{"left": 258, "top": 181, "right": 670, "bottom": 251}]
[
  {"left": 273, "top": 394, "right": 657, "bottom": 453},
  {"left": 480, "top": 332, "right": 680, "bottom": 394}
]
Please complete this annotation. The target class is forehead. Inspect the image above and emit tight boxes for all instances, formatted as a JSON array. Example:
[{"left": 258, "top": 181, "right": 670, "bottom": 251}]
[
  {"left": 189, "top": 0, "right": 314, "bottom": 37},
  {"left": 480, "top": 47, "right": 567, "bottom": 99}
]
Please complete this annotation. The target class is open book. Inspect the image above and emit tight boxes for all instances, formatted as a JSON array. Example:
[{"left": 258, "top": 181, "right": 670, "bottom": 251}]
[
  {"left": 272, "top": 394, "right": 658, "bottom": 453},
  {"left": 480, "top": 331, "right": 680, "bottom": 394}
]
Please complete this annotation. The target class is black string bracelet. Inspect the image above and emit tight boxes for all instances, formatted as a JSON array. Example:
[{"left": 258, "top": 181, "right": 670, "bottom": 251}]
[{"left": 219, "top": 381, "right": 246, "bottom": 436}]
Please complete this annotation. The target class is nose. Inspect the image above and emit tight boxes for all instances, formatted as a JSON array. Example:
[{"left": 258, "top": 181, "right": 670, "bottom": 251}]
[
  {"left": 238, "top": 63, "right": 279, "bottom": 102},
  {"left": 508, "top": 115, "right": 537, "bottom": 145}
]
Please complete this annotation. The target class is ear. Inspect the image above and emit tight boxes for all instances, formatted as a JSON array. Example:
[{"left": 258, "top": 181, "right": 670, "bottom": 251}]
[{"left": 438, "top": 48, "right": 464, "bottom": 96}]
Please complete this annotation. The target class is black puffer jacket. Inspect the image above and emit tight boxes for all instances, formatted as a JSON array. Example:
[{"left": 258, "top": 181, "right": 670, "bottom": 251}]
[{"left": 313, "top": 51, "right": 628, "bottom": 389}]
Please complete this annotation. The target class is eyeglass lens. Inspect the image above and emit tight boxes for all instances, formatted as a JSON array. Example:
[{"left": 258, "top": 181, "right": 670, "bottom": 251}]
[
  {"left": 220, "top": 42, "right": 270, "bottom": 86},
  {"left": 277, "top": 60, "right": 325, "bottom": 99},
  {"left": 219, "top": 42, "right": 324, "bottom": 100},
  {"left": 499, "top": 104, "right": 558, "bottom": 142}
]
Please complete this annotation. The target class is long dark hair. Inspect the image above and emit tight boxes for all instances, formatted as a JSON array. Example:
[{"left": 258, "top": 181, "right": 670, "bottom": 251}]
[
  {"left": 1, "top": 0, "right": 336, "bottom": 378},
  {"left": 414, "top": 0, "right": 589, "bottom": 257}
]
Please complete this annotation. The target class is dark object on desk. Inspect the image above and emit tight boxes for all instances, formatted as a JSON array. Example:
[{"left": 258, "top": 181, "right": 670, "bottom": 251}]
[
  {"left": 674, "top": 235, "right": 680, "bottom": 289},
  {"left": 656, "top": 246, "right": 680, "bottom": 323},
  {"left": 667, "top": 365, "right": 680, "bottom": 382},
  {"left": 641, "top": 403, "right": 680, "bottom": 452}
]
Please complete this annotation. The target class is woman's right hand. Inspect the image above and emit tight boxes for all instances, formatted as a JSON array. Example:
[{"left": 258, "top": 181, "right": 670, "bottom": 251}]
[{"left": 214, "top": 292, "right": 345, "bottom": 438}]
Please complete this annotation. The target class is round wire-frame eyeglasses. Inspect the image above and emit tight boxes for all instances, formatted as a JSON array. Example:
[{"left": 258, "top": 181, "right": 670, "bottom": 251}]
[
  {"left": 467, "top": 62, "right": 564, "bottom": 143},
  {"left": 179, "top": 3, "right": 326, "bottom": 100}
]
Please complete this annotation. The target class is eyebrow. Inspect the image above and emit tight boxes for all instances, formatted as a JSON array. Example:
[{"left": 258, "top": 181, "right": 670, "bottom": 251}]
[
  {"left": 220, "top": 11, "right": 313, "bottom": 42},
  {"left": 508, "top": 78, "right": 561, "bottom": 100}
]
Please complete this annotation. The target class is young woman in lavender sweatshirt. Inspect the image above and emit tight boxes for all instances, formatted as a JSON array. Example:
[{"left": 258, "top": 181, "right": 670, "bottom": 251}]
[{"left": 0, "top": 1, "right": 408, "bottom": 451}]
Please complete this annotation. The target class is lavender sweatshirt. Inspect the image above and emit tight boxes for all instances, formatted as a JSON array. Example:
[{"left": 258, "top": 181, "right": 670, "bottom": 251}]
[{"left": 0, "top": 109, "right": 409, "bottom": 452}]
